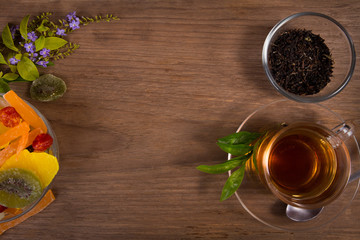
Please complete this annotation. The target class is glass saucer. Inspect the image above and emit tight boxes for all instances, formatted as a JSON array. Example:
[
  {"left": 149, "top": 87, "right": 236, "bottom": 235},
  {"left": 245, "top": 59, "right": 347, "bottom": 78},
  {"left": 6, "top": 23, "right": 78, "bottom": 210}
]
[{"left": 229, "top": 100, "right": 360, "bottom": 231}]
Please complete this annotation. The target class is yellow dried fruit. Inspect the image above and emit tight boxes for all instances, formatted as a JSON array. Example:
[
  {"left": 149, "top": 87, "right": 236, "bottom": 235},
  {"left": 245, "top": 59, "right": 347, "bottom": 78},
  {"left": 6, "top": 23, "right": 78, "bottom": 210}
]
[{"left": 0, "top": 149, "right": 59, "bottom": 188}]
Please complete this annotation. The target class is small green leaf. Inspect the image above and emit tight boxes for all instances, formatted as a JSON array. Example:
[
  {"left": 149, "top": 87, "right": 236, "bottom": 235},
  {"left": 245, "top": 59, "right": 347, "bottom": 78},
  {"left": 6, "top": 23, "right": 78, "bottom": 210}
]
[
  {"left": 220, "top": 164, "right": 246, "bottom": 201},
  {"left": 2, "top": 24, "right": 18, "bottom": 52},
  {"left": 197, "top": 155, "right": 250, "bottom": 174},
  {"left": 216, "top": 142, "right": 253, "bottom": 156},
  {"left": 3, "top": 73, "right": 19, "bottom": 81},
  {"left": 0, "top": 79, "right": 11, "bottom": 93},
  {"left": 218, "top": 131, "right": 261, "bottom": 145},
  {"left": 43, "top": 37, "right": 68, "bottom": 50},
  {"left": 20, "top": 15, "right": 30, "bottom": 40},
  {"left": 9, "top": 65, "right": 17, "bottom": 73},
  {"left": 17, "top": 56, "right": 39, "bottom": 81},
  {"left": 35, "top": 36, "right": 46, "bottom": 51},
  {"left": 0, "top": 72, "right": 3, "bottom": 78},
  {"left": 0, "top": 53, "right": 7, "bottom": 65},
  {"left": 36, "top": 24, "right": 49, "bottom": 33},
  {"left": 36, "top": 19, "right": 49, "bottom": 33}
]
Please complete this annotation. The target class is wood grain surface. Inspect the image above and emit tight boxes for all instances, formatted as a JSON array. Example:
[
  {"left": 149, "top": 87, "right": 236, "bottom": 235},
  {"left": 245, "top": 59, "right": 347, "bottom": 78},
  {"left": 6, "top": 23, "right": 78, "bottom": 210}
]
[{"left": 1, "top": 0, "right": 360, "bottom": 239}]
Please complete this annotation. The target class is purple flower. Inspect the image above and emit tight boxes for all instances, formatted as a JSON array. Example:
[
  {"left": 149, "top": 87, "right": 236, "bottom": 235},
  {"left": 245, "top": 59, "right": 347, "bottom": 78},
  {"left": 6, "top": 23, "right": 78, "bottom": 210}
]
[
  {"left": 24, "top": 42, "right": 35, "bottom": 53},
  {"left": 56, "top": 28, "right": 67, "bottom": 36},
  {"left": 10, "top": 25, "right": 19, "bottom": 39},
  {"left": 39, "top": 48, "right": 50, "bottom": 57},
  {"left": 9, "top": 57, "right": 20, "bottom": 65},
  {"left": 27, "top": 31, "right": 38, "bottom": 42},
  {"left": 69, "top": 19, "right": 80, "bottom": 30},
  {"left": 36, "top": 60, "right": 49, "bottom": 67},
  {"left": 67, "top": 11, "right": 77, "bottom": 21},
  {"left": 30, "top": 52, "right": 39, "bottom": 62}
]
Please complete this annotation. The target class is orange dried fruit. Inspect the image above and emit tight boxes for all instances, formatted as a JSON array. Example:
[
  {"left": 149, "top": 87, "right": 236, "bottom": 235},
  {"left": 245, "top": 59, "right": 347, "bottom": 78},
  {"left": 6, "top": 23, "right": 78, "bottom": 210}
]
[
  {"left": 0, "top": 124, "right": 9, "bottom": 137},
  {"left": 0, "top": 128, "right": 43, "bottom": 168},
  {"left": 0, "top": 190, "right": 55, "bottom": 235},
  {"left": 0, "top": 122, "right": 29, "bottom": 148},
  {"left": 3, "top": 90, "right": 47, "bottom": 133}
]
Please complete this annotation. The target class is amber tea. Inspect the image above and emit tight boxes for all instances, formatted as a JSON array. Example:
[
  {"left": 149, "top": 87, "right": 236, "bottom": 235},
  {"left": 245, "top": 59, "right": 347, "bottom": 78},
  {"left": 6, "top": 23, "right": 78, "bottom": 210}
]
[{"left": 257, "top": 122, "right": 350, "bottom": 209}]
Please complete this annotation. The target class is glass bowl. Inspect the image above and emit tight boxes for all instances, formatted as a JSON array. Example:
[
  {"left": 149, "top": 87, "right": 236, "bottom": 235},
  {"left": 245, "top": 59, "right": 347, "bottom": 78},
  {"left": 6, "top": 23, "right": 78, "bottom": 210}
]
[
  {"left": 262, "top": 12, "right": 356, "bottom": 103},
  {"left": 0, "top": 93, "right": 59, "bottom": 223}
]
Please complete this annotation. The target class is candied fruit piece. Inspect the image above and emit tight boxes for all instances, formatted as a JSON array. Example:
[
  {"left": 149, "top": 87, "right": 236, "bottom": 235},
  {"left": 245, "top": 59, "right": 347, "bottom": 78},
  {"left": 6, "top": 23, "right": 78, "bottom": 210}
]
[
  {"left": 32, "top": 133, "right": 53, "bottom": 152},
  {"left": 0, "top": 122, "right": 29, "bottom": 148},
  {"left": 0, "top": 107, "right": 21, "bottom": 128},
  {"left": 1, "top": 149, "right": 59, "bottom": 188},
  {"left": 0, "top": 128, "right": 43, "bottom": 168},
  {"left": 3, "top": 90, "right": 47, "bottom": 133}
]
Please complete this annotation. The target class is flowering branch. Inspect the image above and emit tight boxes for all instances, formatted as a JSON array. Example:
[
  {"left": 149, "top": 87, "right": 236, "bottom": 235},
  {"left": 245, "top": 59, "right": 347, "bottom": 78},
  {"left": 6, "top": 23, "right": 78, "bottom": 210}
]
[{"left": 0, "top": 11, "right": 119, "bottom": 96}]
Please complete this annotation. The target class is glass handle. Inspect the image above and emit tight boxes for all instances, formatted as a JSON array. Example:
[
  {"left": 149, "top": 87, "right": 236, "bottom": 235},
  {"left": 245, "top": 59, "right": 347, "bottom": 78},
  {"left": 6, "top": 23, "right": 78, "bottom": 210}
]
[
  {"left": 330, "top": 119, "right": 360, "bottom": 183},
  {"left": 327, "top": 122, "right": 354, "bottom": 148}
]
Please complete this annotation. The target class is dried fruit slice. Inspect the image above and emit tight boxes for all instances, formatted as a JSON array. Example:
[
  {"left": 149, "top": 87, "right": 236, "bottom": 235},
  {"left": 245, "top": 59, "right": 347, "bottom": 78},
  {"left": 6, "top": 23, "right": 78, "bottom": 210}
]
[
  {"left": 0, "top": 168, "right": 43, "bottom": 208},
  {"left": 0, "top": 122, "right": 29, "bottom": 148},
  {"left": 30, "top": 74, "right": 66, "bottom": 102},
  {"left": 32, "top": 133, "right": 53, "bottom": 152},
  {"left": 3, "top": 90, "right": 47, "bottom": 133},
  {"left": 0, "top": 107, "right": 22, "bottom": 128},
  {"left": 0, "top": 190, "right": 55, "bottom": 234},
  {"left": 0, "top": 128, "right": 43, "bottom": 168},
  {"left": 1, "top": 149, "right": 59, "bottom": 188},
  {"left": 0, "top": 124, "right": 9, "bottom": 136},
  {"left": 16, "top": 130, "right": 29, "bottom": 155}
]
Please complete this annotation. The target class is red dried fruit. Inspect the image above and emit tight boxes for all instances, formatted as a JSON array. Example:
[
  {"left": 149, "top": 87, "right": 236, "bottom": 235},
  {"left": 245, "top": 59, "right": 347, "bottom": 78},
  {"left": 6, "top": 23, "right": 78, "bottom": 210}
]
[
  {"left": 32, "top": 133, "right": 53, "bottom": 152},
  {"left": 0, "top": 204, "right": 7, "bottom": 213},
  {"left": 0, "top": 106, "right": 22, "bottom": 128}
]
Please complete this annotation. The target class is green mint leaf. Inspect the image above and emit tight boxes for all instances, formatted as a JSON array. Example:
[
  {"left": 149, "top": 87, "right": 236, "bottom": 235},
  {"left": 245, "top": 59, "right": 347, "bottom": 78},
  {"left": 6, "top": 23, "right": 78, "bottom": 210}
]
[
  {"left": 35, "top": 36, "right": 46, "bottom": 51},
  {"left": 216, "top": 142, "right": 253, "bottom": 156},
  {"left": 20, "top": 15, "right": 30, "bottom": 40},
  {"left": 2, "top": 24, "right": 19, "bottom": 52},
  {"left": 196, "top": 155, "right": 250, "bottom": 174},
  {"left": 3, "top": 73, "right": 19, "bottom": 81},
  {"left": 17, "top": 56, "right": 39, "bottom": 81},
  {"left": 220, "top": 164, "right": 246, "bottom": 201},
  {"left": 0, "top": 79, "right": 11, "bottom": 93},
  {"left": 43, "top": 37, "right": 68, "bottom": 50},
  {"left": 0, "top": 72, "right": 3, "bottom": 78},
  {"left": 217, "top": 131, "right": 261, "bottom": 145},
  {"left": 0, "top": 53, "right": 7, "bottom": 65}
]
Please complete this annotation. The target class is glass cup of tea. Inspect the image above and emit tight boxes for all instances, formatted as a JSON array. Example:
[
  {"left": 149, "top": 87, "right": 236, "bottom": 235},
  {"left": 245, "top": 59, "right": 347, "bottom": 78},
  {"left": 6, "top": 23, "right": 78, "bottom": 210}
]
[{"left": 231, "top": 100, "right": 360, "bottom": 231}]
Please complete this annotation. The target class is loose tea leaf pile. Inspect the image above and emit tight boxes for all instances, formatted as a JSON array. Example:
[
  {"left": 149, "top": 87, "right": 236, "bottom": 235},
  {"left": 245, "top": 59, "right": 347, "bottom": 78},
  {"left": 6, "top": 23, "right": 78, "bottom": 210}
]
[{"left": 269, "top": 29, "right": 334, "bottom": 95}]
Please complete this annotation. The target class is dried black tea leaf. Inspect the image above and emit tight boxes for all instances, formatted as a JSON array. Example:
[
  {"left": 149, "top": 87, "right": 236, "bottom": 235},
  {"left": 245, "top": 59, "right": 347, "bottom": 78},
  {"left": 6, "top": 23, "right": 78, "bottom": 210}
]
[{"left": 269, "top": 29, "right": 333, "bottom": 95}]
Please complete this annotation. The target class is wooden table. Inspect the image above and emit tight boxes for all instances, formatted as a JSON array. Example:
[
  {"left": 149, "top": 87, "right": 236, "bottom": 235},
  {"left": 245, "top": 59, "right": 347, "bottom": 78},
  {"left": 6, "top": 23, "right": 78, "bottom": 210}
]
[{"left": 1, "top": 0, "right": 360, "bottom": 239}]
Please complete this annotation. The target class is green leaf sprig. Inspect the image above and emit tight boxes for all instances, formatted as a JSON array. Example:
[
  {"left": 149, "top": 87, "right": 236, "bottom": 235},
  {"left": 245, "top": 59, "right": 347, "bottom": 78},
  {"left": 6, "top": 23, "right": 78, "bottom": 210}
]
[
  {"left": 0, "top": 11, "right": 119, "bottom": 98},
  {"left": 197, "top": 131, "right": 265, "bottom": 201}
]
